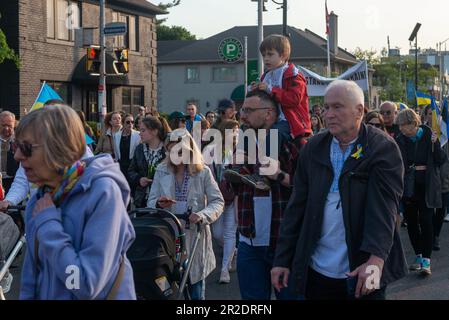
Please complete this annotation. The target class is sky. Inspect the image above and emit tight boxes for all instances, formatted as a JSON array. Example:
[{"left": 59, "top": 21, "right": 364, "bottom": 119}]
[{"left": 157, "top": 0, "right": 449, "bottom": 55}]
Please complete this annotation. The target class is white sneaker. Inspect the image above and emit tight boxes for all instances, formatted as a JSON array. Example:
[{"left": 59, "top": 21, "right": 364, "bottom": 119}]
[
  {"left": 444, "top": 214, "right": 449, "bottom": 222},
  {"left": 219, "top": 270, "right": 231, "bottom": 284},
  {"left": 0, "top": 272, "right": 13, "bottom": 294}
]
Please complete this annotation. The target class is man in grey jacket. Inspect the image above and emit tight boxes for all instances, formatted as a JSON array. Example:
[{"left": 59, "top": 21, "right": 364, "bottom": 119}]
[{"left": 271, "top": 80, "right": 407, "bottom": 300}]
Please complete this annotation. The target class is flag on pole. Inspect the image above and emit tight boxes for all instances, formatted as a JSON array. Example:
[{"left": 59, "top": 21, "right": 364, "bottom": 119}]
[
  {"left": 30, "top": 81, "right": 62, "bottom": 111},
  {"left": 416, "top": 91, "right": 433, "bottom": 106},
  {"left": 325, "top": 0, "right": 330, "bottom": 35},
  {"left": 440, "top": 98, "right": 449, "bottom": 147},
  {"left": 398, "top": 102, "right": 409, "bottom": 110},
  {"left": 431, "top": 98, "right": 441, "bottom": 140}
]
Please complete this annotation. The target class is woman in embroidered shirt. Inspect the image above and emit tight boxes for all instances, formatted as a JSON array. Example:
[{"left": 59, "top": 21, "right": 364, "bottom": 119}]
[
  {"left": 147, "top": 128, "right": 224, "bottom": 300},
  {"left": 128, "top": 116, "right": 171, "bottom": 208},
  {"left": 16, "top": 104, "right": 136, "bottom": 299}
]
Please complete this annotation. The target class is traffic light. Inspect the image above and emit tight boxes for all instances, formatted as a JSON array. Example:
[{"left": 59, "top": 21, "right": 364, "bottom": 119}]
[
  {"left": 113, "top": 48, "right": 129, "bottom": 75},
  {"left": 86, "top": 47, "right": 101, "bottom": 74}
]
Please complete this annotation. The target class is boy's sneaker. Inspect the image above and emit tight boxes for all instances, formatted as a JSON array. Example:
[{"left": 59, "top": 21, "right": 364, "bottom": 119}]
[
  {"left": 409, "top": 255, "right": 422, "bottom": 271},
  {"left": 224, "top": 169, "right": 270, "bottom": 191},
  {"left": 420, "top": 258, "right": 431, "bottom": 276},
  {"left": 444, "top": 214, "right": 449, "bottom": 222}
]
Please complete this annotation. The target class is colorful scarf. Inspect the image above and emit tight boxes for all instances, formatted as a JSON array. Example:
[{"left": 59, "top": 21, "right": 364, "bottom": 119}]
[{"left": 40, "top": 161, "right": 86, "bottom": 207}]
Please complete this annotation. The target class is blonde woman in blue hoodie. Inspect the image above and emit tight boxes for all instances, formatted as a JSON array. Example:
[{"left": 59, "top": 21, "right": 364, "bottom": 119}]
[{"left": 16, "top": 104, "right": 136, "bottom": 300}]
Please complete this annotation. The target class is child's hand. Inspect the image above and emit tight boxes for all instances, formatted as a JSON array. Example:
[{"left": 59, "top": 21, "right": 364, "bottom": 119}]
[
  {"left": 250, "top": 81, "right": 258, "bottom": 91},
  {"left": 257, "top": 83, "right": 268, "bottom": 91}
]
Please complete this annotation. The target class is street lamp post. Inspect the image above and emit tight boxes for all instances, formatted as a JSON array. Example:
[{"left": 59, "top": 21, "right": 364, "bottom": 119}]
[
  {"left": 271, "top": 0, "right": 288, "bottom": 37},
  {"left": 439, "top": 37, "right": 449, "bottom": 102},
  {"left": 251, "top": 0, "right": 265, "bottom": 77},
  {"left": 408, "top": 23, "right": 421, "bottom": 105}
]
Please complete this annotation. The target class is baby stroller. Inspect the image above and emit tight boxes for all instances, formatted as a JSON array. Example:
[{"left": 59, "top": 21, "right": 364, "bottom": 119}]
[
  {"left": 127, "top": 207, "right": 203, "bottom": 300},
  {"left": 0, "top": 206, "right": 26, "bottom": 300}
]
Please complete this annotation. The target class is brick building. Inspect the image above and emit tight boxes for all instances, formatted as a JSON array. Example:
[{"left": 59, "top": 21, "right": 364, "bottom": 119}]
[{"left": 0, "top": 0, "right": 164, "bottom": 120}]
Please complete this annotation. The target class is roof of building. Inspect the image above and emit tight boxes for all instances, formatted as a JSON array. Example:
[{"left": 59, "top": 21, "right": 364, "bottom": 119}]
[
  {"left": 158, "top": 25, "right": 358, "bottom": 65},
  {"left": 84, "top": 0, "right": 166, "bottom": 16}
]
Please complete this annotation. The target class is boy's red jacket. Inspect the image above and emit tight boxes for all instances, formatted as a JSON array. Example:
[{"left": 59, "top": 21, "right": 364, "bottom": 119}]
[{"left": 261, "top": 63, "right": 311, "bottom": 138}]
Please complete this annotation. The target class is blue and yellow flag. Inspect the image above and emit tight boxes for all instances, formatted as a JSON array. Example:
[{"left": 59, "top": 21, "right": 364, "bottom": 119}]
[
  {"left": 416, "top": 91, "right": 433, "bottom": 106},
  {"left": 431, "top": 98, "right": 441, "bottom": 139},
  {"left": 441, "top": 99, "right": 449, "bottom": 147},
  {"left": 30, "top": 82, "right": 62, "bottom": 111},
  {"left": 398, "top": 102, "right": 409, "bottom": 110}
]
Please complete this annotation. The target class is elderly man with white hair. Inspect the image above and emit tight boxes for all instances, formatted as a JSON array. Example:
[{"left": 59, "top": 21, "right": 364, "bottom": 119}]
[{"left": 271, "top": 80, "right": 408, "bottom": 300}]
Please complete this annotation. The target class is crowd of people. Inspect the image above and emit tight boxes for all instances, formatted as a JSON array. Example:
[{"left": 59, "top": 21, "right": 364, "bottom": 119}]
[{"left": 0, "top": 33, "right": 449, "bottom": 301}]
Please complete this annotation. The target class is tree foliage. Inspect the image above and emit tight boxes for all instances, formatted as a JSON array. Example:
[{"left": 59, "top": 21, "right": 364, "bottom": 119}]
[
  {"left": 157, "top": 0, "right": 181, "bottom": 25},
  {"left": 373, "top": 56, "right": 438, "bottom": 103},
  {"left": 157, "top": 24, "right": 196, "bottom": 41},
  {"left": 0, "top": 13, "right": 20, "bottom": 68},
  {"left": 352, "top": 47, "right": 380, "bottom": 66}
]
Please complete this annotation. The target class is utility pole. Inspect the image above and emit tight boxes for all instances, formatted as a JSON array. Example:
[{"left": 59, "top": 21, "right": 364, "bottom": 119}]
[
  {"left": 257, "top": 0, "right": 264, "bottom": 77},
  {"left": 438, "top": 38, "right": 449, "bottom": 102},
  {"left": 99, "top": 0, "right": 106, "bottom": 130},
  {"left": 282, "top": 0, "right": 287, "bottom": 37}
]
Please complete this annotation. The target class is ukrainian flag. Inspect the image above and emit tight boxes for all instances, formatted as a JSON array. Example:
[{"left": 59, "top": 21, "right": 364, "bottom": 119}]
[
  {"left": 30, "top": 82, "right": 62, "bottom": 111},
  {"left": 416, "top": 91, "right": 433, "bottom": 106},
  {"left": 441, "top": 99, "right": 449, "bottom": 147},
  {"left": 431, "top": 98, "right": 441, "bottom": 139},
  {"left": 398, "top": 102, "right": 409, "bottom": 110}
]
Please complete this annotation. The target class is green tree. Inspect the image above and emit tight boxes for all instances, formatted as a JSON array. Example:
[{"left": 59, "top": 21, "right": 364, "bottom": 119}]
[
  {"left": 352, "top": 47, "right": 380, "bottom": 66},
  {"left": 157, "top": 0, "right": 181, "bottom": 25},
  {"left": 0, "top": 13, "right": 20, "bottom": 67},
  {"left": 373, "top": 56, "right": 438, "bottom": 104},
  {"left": 157, "top": 24, "right": 196, "bottom": 41},
  {"left": 155, "top": 1, "right": 197, "bottom": 41}
]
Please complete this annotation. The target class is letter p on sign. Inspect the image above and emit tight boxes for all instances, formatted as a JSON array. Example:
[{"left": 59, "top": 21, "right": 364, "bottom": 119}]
[{"left": 226, "top": 44, "right": 237, "bottom": 56}]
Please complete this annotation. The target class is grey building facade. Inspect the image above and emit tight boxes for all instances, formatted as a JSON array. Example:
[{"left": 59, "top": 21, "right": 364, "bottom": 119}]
[{"left": 157, "top": 24, "right": 359, "bottom": 115}]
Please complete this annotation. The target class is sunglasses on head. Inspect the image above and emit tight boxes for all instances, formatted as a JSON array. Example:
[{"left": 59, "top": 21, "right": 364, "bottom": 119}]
[{"left": 12, "top": 141, "right": 41, "bottom": 157}]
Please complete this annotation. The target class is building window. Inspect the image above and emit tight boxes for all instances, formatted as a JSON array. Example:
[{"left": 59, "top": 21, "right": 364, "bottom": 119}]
[
  {"left": 47, "top": 0, "right": 80, "bottom": 41},
  {"left": 212, "top": 67, "right": 237, "bottom": 82},
  {"left": 122, "top": 87, "right": 143, "bottom": 114},
  {"left": 112, "top": 11, "right": 139, "bottom": 52},
  {"left": 186, "top": 67, "right": 200, "bottom": 83},
  {"left": 45, "top": 81, "right": 72, "bottom": 105}
]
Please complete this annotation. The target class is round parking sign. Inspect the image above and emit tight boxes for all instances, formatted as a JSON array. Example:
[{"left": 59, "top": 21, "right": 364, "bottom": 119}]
[{"left": 218, "top": 38, "right": 243, "bottom": 63}]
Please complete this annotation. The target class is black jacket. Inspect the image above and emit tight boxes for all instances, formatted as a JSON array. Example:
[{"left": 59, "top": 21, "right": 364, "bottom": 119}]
[
  {"left": 396, "top": 125, "right": 446, "bottom": 208},
  {"left": 273, "top": 124, "right": 408, "bottom": 295},
  {"left": 128, "top": 144, "right": 165, "bottom": 208}
]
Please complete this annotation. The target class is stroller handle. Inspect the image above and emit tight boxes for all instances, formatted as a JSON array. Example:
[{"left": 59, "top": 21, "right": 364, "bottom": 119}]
[{"left": 128, "top": 207, "right": 185, "bottom": 236}]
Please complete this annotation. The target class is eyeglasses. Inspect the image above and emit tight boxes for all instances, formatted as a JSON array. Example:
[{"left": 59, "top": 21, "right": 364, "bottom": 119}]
[
  {"left": 12, "top": 141, "right": 41, "bottom": 157},
  {"left": 380, "top": 110, "right": 392, "bottom": 116},
  {"left": 126, "top": 120, "right": 134, "bottom": 124},
  {"left": 240, "top": 107, "right": 271, "bottom": 114}
]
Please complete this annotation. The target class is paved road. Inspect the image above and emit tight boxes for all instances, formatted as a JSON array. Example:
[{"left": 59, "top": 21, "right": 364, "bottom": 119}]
[{"left": 5, "top": 222, "right": 449, "bottom": 300}]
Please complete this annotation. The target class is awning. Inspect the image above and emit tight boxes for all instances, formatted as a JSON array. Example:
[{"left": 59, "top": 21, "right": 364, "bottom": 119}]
[{"left": 71, "top": 53, "right": 130, "bottom": 86}]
